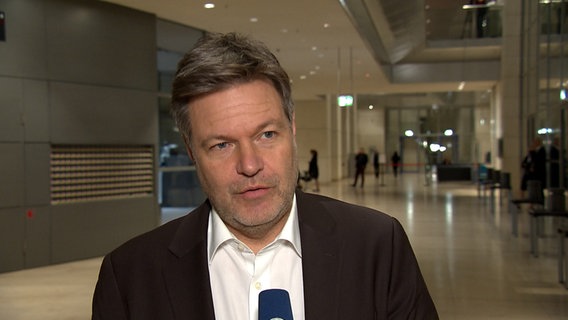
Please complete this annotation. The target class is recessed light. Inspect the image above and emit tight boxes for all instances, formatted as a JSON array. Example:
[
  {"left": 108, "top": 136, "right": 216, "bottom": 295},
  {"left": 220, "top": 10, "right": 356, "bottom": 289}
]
[
  {"left": 311, "top": 46, "right": 317, "bottom": 51},
  {"left": 204, "top": 3, "right": 215, "bottom": 9},
  {"left": 323, "top": 23, "right": 331, "bottom": 28},
  {"left": 299, "top": 75, "right": 307, "bottom": 80},
  {"left": 250, "top": 17, "right": 258, "bottom": 22}
]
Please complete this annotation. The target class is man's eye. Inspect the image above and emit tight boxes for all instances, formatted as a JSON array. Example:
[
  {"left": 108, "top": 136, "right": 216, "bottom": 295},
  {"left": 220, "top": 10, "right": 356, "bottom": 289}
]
[
  {"left": 263, "top": 131, "right": 275, "bottom": 139},
  {"left": 213, "top": 142, "right": 228, "bottom": 150}
]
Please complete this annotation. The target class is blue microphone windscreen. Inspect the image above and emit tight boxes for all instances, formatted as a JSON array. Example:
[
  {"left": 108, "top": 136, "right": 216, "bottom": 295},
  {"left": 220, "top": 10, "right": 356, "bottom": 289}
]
[{"left": 258, "top": 289, "right": 294, "bottom": 320}]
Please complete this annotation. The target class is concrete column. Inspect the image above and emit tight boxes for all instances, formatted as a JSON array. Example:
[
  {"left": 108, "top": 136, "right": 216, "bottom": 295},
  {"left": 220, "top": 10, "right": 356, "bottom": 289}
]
[{"left": 497, "top": 2, "right": 524, "bottom": 195}]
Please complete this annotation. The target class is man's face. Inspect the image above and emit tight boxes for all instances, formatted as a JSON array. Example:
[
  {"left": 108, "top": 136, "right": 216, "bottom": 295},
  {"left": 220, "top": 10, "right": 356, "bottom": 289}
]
[{"left": 186, "top": 79, "right": 297, "bottom": 240}]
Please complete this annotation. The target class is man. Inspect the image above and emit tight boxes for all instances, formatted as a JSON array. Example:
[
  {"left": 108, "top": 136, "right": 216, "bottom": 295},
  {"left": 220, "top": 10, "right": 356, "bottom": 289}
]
[
  {"left": 352, "top": 148, "right": 369, "bottom": 188},
  {"left": 92, "top": 32, "right": 438, "bottom": 320}
]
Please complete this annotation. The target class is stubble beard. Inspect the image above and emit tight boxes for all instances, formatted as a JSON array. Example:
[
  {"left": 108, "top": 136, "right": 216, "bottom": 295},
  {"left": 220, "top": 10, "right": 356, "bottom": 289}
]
[{"left": 199, "top": 155, "right": 298, "bottom": 241}]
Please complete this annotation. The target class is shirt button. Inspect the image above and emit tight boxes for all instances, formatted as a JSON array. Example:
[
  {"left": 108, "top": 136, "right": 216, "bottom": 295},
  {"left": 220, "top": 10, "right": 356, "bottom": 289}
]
[{"left": 255, "top": 282, "right": 262, "bottom": 290}]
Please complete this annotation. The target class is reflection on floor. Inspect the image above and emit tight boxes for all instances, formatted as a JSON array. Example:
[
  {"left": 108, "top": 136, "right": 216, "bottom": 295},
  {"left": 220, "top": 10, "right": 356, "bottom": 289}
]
[{"left": 1, "top": 173, "right": 567, "bottom": 319}]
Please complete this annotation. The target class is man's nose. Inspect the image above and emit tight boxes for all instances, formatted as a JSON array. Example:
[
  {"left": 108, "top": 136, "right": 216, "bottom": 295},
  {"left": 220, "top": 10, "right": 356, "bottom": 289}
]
[{"left": 236, "top": 143, "right": 263, "bottom": 177}]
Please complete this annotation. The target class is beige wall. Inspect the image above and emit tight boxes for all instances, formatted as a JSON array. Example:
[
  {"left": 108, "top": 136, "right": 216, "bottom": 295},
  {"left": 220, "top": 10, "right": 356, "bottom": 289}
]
[
  {"left": 357, "top": 108, "right": 386, "bottom": 156},
  {"left": 295, "top": 99, "right": 332, "bottom": 183}
]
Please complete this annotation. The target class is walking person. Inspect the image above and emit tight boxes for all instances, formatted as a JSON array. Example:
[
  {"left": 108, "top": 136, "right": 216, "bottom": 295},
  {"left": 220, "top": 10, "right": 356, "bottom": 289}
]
[
  {"left": 308, "top": 149, "right": 320, "bottom": 192},
  {"left": 373, "top": 150, "right": 380, "bottom": 179},
  {"left": 520, "top": 138, "right": 540, "bottom": 197},
  {"left": 391, "top": 151, "right": 401, "bottom": 177},
  {"left": 352, "top": 148, "right": 369, "bottom": 188}
]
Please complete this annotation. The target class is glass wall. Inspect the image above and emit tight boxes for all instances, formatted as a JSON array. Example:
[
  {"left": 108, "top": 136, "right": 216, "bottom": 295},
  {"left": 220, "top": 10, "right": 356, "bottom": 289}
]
[
  {"left": 380, "top": 91, "right": 479, "bottom": 175},
  {"left": 523, "top": 0, "right": 568, "bottom": 189},
  {"left": 157, "top": 48, "right": 206, "bottom": 207}
]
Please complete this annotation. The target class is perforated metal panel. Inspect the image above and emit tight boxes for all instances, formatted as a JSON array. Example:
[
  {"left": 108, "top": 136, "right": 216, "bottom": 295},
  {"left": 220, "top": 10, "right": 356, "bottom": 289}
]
[{"left": 50, "top": 145, "right": 154, "bottom": 204}]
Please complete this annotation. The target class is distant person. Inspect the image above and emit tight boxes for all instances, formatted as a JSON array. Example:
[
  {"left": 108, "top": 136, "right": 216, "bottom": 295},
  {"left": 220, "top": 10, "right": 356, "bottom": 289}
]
[
  {"left": 308, "top": 149, "right": 320, "bottom": 192},
  {"left": 352, "top": 148, "right": 369, "bottom": 188},
  {"left": 549, "top": 137, "right": 560, "bottom": 188},
  {"left": 391, "top": 151, "right": 401, "bottom": 177},
  {"left": 520, "top": 138, "right": 540, "bottom": 196},
  {"left": 92, "top": 32, "right": 437, "bottom": 320},
  {"left": 373, "top": 150, "right": 380, "bottom": 179},
  {"left": 532, "top": 136, "right": 562, "bottom": 189}
]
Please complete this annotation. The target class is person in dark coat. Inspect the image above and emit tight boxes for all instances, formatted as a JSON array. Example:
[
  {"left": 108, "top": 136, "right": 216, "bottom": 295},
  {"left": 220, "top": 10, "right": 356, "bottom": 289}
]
[
  {"left": 391, "top": 151, "right": 401, "bottom": 177},
  {"left": 352, "top": 148, "right": 369, "bottom": 188},
  {"left": 308, "top": 149, "right": 320, "bottom": 192}
]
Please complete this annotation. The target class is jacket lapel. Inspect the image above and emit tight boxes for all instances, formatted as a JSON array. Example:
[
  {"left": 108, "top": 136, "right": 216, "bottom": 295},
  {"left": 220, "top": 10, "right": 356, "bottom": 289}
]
[
  {"left": 163, "top": 201, "right": 216, "bottom": 320},
  {"left": 296, "top": 191, "right": 343, "bottom": 320}
]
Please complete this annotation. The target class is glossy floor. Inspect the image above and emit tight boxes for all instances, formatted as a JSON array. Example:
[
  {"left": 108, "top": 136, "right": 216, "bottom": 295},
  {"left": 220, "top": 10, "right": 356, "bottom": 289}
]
[{"left": 1, "top": 173, "right": 567, "bottom": 319}]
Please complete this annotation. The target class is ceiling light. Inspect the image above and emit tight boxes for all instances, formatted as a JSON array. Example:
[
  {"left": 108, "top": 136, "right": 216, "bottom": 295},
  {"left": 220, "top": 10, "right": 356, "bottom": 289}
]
[
  {"left": 323, "top": 23, "right": 331, "bottom": 28},
  {"left": 429, "top": 143, "right": 441, "bottom": 152},
  {"left": 368, "top": 105, "right": 374, "bottom": 110},
  {"left": 299, "top": 75, "right": 307, "bottom": 80},
  {"left": 250, "top": 17, "right": 258, "bottom": 22},
  {"left": 204, "top": 3, "right": 215, "bottom": 9},
  {"left": 311, "top": 46, "right": 317, "bottom": 51},
  {"left": 405, "top": 130, "right": 414, "bottom": 137},
  {"left": 458, "top": 81, "right": 465, "bottom": 90}
]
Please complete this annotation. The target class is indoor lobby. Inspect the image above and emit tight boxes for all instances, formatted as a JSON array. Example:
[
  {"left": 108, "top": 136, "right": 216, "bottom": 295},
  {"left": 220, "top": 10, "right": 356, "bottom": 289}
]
[
  {"left": 1, "top": 0, "right": 568, "bottom": 319},
  {"left": 1, "top": 173, "right": 567, "bottom": 319}
]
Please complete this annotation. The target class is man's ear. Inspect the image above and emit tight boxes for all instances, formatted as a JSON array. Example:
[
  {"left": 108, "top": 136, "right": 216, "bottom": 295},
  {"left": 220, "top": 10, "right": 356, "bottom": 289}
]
[{"left": 291, "top": 112, "right": 296, "bottom": 136}]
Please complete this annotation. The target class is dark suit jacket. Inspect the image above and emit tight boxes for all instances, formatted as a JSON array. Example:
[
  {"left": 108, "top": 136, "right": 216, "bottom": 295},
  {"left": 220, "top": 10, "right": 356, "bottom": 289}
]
[{"left": 92, "top": 191, "right": 438, "bottom": 319}]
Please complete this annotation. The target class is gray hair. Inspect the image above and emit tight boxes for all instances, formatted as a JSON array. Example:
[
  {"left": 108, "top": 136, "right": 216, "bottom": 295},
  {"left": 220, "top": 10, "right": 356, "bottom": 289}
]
[{"left": 170, "top": 32, "right": 294, "bottom": 141}]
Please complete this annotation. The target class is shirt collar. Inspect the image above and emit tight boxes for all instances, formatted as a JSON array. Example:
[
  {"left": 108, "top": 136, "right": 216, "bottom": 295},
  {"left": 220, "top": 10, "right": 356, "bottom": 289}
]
[{"left": 207, "top": 194, "right": 301, "bottom": 263}]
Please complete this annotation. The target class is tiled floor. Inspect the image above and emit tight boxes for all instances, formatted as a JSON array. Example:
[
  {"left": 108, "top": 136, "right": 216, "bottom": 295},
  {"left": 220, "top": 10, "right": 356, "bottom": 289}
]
[{"left": 1, "top": 173, "right": 567, "bottom": 319}]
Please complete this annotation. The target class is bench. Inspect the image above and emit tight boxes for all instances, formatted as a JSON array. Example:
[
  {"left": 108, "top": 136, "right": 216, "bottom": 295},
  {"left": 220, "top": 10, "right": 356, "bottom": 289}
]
[
  {"left": 510, "top": 180, "right": 544, "bottom": 237},
  {"left": 558, "top": 226, "right": 568, "bottom": 289},
  {"left": 528, "top": 189, "right": 567, "bottom": 257},
  {"left": 490, "top": 171, "right": 511, "bottom": 214}
]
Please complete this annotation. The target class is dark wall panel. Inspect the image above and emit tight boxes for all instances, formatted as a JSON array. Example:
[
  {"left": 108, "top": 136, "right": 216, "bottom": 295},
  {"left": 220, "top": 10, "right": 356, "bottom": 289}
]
[
  {"left": 22, "top": 80, "right": 50, "bottom": 142},
  {"left": 23, "top": 206, "right": 51, "bottom": 269},
  {"left": 24, "top": 143, "right": 50, "bottom": 206},
  {"left": 0, "top": 208, "right": 25, "bottom": 273},
  {"left": 157, "top": 19, "right": 203, "bottom": 54},
  {"left": 0, "top": 0, "right": 48, "bottom": 79},
  {"left": 45, "top": 0, "right": 157, "bottom": 90},
  {"left": 0, "top": 78, "right": 49, "bottom": 143},
  {"left": 49, "top": 82, "right": 158, "bottom": 145},
  {"left": 50, "top": 197, "right": 158, "bottom": 263},
  {"left": 0, "top": 143, "right": 24, "bottom": 208},
  {"left": 0, "top": 77, "right": 24, "bottom": 142}
]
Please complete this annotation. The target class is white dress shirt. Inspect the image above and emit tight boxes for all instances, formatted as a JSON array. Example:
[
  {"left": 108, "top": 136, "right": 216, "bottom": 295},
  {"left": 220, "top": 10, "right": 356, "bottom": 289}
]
[{"left": 207, "top": 195, "right": 304, "bottom": 320}]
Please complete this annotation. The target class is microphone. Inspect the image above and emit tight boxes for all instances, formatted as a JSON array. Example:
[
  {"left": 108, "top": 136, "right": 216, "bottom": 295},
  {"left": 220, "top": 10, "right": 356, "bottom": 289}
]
[{"left": 258, "top": 289, "right": 294, "bottom": 320}]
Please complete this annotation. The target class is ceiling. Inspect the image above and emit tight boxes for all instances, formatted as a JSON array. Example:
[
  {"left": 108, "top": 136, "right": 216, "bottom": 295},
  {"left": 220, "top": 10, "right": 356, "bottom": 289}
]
[{"left": 102, "top": 0, "right": 499, "bottom": 101}]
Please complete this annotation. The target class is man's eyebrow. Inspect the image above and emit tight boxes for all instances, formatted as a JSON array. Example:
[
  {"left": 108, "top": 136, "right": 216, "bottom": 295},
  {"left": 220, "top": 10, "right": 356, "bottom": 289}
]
[{"left": 198, "top": 117, "right": 288, "bottom": 146}]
